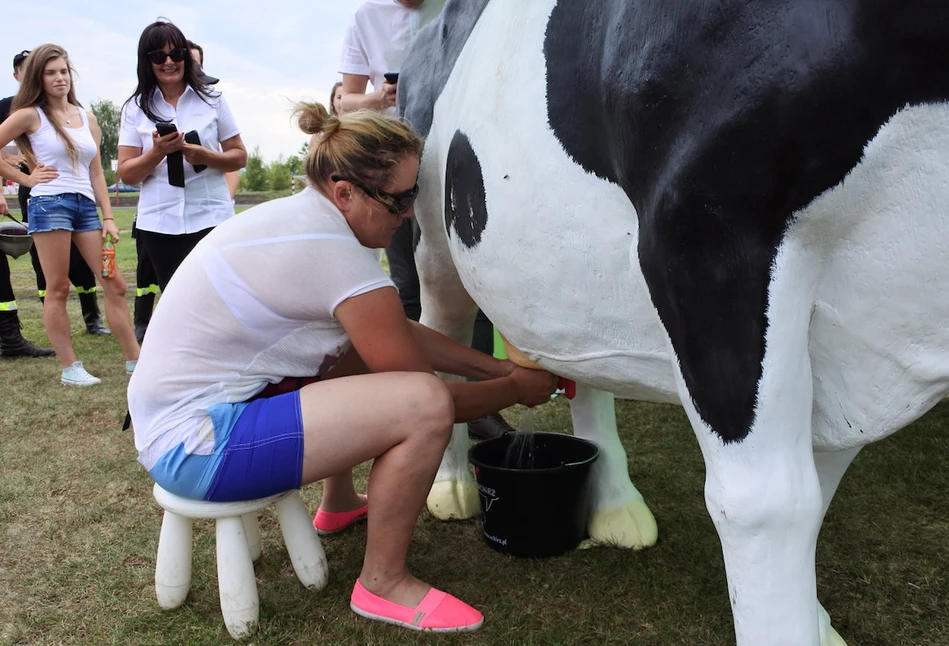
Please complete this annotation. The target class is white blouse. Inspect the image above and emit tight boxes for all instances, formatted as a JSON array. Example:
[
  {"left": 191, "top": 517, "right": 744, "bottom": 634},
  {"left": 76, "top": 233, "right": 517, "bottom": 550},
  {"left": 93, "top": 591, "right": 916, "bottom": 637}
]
[{"left": 119, "top": 86, "right": 240, "bottom": 235}]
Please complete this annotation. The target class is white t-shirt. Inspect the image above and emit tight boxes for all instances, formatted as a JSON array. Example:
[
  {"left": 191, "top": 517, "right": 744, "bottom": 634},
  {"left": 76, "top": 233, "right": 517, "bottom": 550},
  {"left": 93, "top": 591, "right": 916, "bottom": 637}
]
[
  {"left": 339, "top": 0, "right": 446, "bottom": 96},
  {"left": 118, "top": 86, "right": 240, "bottom": 234},
  {"left": 128, "top": 187, "right": 396, "bottom": 469},
  {"left": 27, "top": 107, "right": 97, "bottom": 202}
]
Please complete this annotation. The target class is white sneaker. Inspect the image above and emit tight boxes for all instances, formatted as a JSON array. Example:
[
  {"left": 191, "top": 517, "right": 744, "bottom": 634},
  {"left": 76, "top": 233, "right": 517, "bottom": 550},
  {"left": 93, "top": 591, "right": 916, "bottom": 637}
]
[
  {"left": 125, "top": 360, "right": 137, "bottom": 375},
  {"left": 61, "top": 361, "right": 101, "bottom": 387}
]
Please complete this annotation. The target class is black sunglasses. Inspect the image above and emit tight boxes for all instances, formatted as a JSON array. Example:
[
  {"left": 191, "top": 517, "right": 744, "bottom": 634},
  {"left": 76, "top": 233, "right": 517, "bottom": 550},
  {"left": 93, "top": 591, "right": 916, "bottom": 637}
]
[
  {"left": 332, "top": 175, "right": 420, "bottom": 215},
  {"left": 147, "top": 48, "right": 188, "bottom": 65}
]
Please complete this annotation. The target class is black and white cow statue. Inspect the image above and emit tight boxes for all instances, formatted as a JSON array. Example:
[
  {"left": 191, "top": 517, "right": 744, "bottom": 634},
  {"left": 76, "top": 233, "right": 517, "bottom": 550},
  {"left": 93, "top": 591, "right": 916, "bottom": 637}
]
[{"left": 399, "top": 0, "right": 949, "bottom": 643}]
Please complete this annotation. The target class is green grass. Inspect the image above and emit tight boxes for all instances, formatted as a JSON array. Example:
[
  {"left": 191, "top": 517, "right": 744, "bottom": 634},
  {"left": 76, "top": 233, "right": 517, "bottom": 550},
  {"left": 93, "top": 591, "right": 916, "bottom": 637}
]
[{"left": 1, "top": 216, "right": 947, "bottom": 645}]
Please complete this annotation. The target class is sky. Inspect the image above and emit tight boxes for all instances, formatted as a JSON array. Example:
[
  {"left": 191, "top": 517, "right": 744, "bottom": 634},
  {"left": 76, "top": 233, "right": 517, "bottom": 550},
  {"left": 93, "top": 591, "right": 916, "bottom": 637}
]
[{"left": 3, "top": 0, "right": 365, "bottom": 162}]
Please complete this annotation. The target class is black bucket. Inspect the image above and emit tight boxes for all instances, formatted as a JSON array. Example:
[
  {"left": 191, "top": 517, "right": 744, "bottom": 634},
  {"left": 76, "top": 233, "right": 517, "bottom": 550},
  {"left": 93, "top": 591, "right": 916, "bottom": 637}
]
[{"left": 468, "top": 432, "right": 599, "bottom": 558}]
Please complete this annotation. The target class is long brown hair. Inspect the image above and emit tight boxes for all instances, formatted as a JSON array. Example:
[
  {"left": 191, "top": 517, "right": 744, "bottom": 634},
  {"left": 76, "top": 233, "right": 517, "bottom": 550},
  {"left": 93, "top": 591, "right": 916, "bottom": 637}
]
[{"left": 10, "top": 44, "right": 83, "bottom": 171}]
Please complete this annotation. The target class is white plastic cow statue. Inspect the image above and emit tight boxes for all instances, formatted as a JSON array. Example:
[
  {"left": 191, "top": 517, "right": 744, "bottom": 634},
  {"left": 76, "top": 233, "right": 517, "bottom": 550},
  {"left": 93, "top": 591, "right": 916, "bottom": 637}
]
[{"left": 398, "top": 1, "right": 949, "bottom": 645}]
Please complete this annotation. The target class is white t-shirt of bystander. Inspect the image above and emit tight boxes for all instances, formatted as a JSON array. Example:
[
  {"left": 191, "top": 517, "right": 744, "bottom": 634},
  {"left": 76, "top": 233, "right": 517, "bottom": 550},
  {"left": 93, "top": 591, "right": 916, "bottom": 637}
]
[
  {"left": 339, "top": 0, "right": 446, "bottom": 100},
  {"left": 119, "top": 86, "right": 240, "bottom": 235},
  {"left": 127, "top": 186, "right": 395, "bottom": 471}
]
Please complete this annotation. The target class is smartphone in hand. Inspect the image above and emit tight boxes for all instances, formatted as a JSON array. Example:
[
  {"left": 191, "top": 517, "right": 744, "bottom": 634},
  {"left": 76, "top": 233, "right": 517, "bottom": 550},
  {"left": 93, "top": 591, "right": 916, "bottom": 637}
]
[
  {"left": 155, "top": 122, "right": 184, "bottom": 187},
  {"left": 155, "top": 122, "right": 178, "bottom": 137},
  {"left": 384, "top": 72, "right": 399, "bottom": 84},
  {"left": 184, "top": 130, "right": 206, "bottom": 173}
]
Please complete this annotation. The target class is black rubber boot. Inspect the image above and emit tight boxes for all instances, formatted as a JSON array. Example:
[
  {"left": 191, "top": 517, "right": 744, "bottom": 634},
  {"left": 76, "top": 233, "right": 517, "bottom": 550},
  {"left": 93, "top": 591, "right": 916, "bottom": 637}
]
[
  {"left": 468, "top": 412, "right": 516, "bottom": 441},
  {"left": 133, "top": 292, "right": 155, "bottom": 344},
  {"left": 79, "top": 291, "right": 111, "bottom": 335},
  {"left": 0, "top": 310, "right": 55, "bottom": 358}
]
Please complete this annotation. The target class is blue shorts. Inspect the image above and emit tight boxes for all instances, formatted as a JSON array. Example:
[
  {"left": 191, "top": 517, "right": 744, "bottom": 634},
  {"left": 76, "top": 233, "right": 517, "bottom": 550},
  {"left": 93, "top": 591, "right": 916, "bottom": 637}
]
[
  {"left": 148, "top": 391, "right": 305, "bottom": 502},
  {"left": 27, "top": 193, "right": 101, "bottom": 234}
]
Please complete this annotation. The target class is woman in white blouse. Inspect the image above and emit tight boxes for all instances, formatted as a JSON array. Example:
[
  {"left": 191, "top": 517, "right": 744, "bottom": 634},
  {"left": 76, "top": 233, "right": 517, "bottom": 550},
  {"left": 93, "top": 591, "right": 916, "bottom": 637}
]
[{"left": 117, "top": 20, "right": 247, "bottom": 291}]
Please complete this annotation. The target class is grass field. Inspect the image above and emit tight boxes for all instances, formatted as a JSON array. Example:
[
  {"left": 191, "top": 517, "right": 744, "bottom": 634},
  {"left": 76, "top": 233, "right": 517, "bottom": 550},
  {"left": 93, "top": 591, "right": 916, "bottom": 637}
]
[{"left": 1, "top": 208, "right": 947, "bottom": 644}]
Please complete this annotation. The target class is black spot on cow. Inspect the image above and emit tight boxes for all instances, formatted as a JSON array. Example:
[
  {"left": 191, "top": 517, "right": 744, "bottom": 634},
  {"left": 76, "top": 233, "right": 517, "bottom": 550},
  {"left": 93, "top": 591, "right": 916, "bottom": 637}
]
[
  {"left": 544, "top": 0, "right": 949, "bottom": 442},
  {"left": 400, "top": 0, "right": 491, "bottom": 136},
  {"left": 412, "top": 219, "right": 422, "bottom": 252},
  {"left": 444, "top": 130, "right": 488, "bottom": 248}
]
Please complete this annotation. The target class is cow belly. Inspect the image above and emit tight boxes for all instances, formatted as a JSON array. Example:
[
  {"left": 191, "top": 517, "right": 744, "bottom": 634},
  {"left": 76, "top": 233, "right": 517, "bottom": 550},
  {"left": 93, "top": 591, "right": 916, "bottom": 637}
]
[
  {"left": 423, "top": 0, "right": 677, "bottom": 401},
  {"left": 801, "top": 103, "right": 949, "bottom": 449}
]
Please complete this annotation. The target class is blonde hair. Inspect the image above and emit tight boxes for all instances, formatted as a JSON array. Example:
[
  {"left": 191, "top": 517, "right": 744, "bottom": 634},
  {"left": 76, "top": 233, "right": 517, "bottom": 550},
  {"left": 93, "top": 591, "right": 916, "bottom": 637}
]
[
  {"left": 293, "top": 102, "right": 423, "bottom": 193},
  {"left": 11, "top": 44, "right": 83, "bottom": 171}
]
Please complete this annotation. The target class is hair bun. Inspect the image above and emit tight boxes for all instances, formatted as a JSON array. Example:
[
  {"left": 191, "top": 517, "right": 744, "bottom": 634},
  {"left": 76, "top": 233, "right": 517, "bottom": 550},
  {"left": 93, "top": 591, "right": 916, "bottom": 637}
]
[{"left": 294, "top": 102, "right": 332, "bottom": 136}]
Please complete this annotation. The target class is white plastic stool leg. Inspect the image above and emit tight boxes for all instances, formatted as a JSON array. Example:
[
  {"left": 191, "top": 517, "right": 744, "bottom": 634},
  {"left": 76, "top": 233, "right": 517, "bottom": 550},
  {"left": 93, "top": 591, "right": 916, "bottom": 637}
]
[
  {"left": 215, "top": 516, "right": 259, "bottom": 639},
  {"left": 275, "top": 491, "right": 328, "bottom": 590},
  {"left": 242, "top": 513, "right": 262, "bottom": 562},
  {"left": 155, "top": 511, "right": 193, "bottom": 609}
]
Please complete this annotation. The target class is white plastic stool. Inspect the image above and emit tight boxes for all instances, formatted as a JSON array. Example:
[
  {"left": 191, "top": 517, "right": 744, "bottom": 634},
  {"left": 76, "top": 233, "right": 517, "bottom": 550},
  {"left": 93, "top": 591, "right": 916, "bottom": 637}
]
[{"left": 152, "top": 485, "right": 328, "bottom": 639}]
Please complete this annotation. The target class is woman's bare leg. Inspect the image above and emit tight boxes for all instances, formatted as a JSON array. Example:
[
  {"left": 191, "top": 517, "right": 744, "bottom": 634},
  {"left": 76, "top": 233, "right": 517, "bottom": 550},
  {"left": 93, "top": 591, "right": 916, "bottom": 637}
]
[
  {"left": 298, "top": 370, "right": 453, "bottom": 608},
  {"left": 319, "top": 469, "right": 366, "bottom": 512},
  {"left": 32, "top": 230, "right": 78, "bottom": 368},
  {"left": 72, "top": 230, "right": 140, "bottom": 361},
  {"left": 317, "top": 348, "right": 376, "bottom": 513}
]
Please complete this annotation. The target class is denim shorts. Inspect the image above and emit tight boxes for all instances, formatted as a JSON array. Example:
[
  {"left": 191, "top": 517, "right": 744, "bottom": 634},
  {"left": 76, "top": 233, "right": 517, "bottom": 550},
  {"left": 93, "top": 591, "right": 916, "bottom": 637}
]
[
  {"left": 148, "top": 390, "right": 306, "bottom": 502},
  {"left": 27, "top": 193, "right": 101, "bottom": 234}
]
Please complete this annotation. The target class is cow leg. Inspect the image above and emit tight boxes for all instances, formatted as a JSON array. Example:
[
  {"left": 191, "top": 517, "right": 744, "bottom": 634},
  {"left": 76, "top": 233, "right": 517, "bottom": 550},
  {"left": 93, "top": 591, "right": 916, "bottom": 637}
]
[
  {"left": 416, "top": 226, "right": 482, "bottom": 520},
  {"left": 685, "top": 372, "right": 823, "bottom": 645},
  {"left": 814, "top": 447, "right": 861, "bottom": 646},
  {"left": 646, "top": 227, "right": 825, "bottom": 644},
  {"left": 569, "top": 385, "right": 657, "bottom": 549}
]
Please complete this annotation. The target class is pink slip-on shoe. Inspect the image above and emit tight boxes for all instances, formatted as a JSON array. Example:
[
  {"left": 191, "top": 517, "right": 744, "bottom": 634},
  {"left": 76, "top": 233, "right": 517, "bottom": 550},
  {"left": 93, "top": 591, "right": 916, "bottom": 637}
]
[
  {"left": 350, "top": 580, "right": 484, "bottom": 632},
  {"left": 312, "top": 499, "right": 368, "bottom": 535}
]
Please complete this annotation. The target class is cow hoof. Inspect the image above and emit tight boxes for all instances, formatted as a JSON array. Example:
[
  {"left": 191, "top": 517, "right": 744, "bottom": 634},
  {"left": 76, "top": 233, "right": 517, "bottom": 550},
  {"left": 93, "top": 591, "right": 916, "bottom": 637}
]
[
  {"left": 821, "top": 627, "right": 847, "bottom": 646},
  {"left": 819, "top": 605, "right": 848, "bottom": 646},
  {"left": 427, "top": 479, "right": 480, "bottom": 520},
  {"left": 587, "top": 500, "right": 658, "bottom": 549}
]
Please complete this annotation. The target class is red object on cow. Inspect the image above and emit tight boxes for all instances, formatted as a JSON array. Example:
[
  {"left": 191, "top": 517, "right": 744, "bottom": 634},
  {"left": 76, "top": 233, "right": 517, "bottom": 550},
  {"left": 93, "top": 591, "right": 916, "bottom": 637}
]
[{"left": 558, "top": 377, "right": 577, "bottom": 399}]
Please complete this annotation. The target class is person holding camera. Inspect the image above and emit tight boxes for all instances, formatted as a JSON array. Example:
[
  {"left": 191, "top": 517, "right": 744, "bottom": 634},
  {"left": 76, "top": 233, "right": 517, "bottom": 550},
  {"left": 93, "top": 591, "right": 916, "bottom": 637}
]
[
  {"left": 339, "top": 0, "right": 513, "bottom": 440},
  {"left": 117, "top": 20, "right": 246, "bottom": 292}
]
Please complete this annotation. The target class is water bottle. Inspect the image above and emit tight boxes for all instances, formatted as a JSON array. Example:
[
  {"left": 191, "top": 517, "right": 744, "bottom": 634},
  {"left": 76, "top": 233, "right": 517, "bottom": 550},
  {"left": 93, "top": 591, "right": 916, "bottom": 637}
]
[{"left": 101, "top": 234, "right": 116, "bottom": 279}]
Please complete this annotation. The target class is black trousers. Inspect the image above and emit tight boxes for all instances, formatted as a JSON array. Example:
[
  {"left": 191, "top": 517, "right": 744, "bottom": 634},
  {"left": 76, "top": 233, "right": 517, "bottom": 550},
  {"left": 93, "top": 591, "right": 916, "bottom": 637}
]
[
  {"left": 137, "top": 227, "right": 214, "bottom": 291},
  {"left": 0, "top": 252, "right": 15, "bottom": 304},
  {"left": 386, "top": 219, "right": 495, "bottom": 356},
  {"left": 20, "top": 189, "right": 97, "bottom": 295},
  {"left": 133, "top": 221, "right": 159, "bottom": 295}
]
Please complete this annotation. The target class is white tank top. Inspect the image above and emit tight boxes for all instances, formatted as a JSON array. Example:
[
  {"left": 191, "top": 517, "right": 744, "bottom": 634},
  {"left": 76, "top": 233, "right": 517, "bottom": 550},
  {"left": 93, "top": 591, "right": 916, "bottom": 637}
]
[{"left": 27, "top": 106, "right": 97, "bottom": 202}]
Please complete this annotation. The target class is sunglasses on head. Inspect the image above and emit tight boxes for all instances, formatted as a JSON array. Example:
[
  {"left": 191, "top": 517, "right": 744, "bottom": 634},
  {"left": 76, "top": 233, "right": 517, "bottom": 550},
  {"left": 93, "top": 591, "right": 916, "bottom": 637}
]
[
  {"left": 332, "top": 175, "right": 420, "bottom": 215},
  {"left": 147, "top": 48, "right": 188, "bottom": 65}
]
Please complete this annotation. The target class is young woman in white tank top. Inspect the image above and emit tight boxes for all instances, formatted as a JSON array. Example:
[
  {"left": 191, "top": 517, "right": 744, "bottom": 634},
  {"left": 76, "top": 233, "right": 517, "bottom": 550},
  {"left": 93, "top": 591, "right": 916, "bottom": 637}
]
[{"left": 0, "top": 44, "right": 140, "bottom": 386}]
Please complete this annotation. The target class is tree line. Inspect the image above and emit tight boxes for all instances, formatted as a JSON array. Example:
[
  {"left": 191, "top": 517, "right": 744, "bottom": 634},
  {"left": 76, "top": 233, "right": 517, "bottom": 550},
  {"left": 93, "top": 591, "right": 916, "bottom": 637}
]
[{"left": 90, "top": 100, "right": 306, "bottom": 192}]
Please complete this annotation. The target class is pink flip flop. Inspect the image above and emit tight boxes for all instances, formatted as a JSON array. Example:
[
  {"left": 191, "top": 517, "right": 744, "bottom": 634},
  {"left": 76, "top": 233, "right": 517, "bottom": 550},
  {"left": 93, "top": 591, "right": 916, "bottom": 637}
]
[
  {"left": 312, "top": 498, "right": 368, "bottom": 535},
  {"left": 350, "top": 579, "right": 484, "bottom": 632}
]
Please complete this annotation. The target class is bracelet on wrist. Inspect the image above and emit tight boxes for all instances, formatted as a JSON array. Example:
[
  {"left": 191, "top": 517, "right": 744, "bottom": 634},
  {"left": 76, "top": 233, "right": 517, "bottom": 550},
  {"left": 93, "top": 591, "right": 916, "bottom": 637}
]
[{"left": 102, "top": 217, "right": 114, "bottom": 221}]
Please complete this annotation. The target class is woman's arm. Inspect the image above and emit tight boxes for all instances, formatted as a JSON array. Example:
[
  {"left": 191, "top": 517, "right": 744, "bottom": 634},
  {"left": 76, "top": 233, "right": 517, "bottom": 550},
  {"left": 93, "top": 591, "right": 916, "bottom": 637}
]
[
  {"left": 117, "top": 129, "right": 181, "bottom": 186},
  {"left": 0, "top": 108, "right": 57, "bottom": 188},
  {"left": 86, "top": 112, "right": 120, "bottom": 241},
  {"left": 181, "top": 133, "right": 247, "bottom": 173},
  {"left": 336, "top": 288, "right": 558, "bottom": 422},
  {"left": 407, "top": 320, "right": 513, "bottom": 381},
  {"left": 339, "top": 73, "right": 395, "bottom": 114}
]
